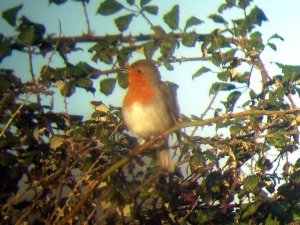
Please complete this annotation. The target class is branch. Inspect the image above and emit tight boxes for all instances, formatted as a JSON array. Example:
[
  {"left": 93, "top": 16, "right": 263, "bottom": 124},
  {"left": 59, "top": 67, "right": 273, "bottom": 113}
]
[{"left": 60, "top": 108, "right": 300, "bottom": 224}]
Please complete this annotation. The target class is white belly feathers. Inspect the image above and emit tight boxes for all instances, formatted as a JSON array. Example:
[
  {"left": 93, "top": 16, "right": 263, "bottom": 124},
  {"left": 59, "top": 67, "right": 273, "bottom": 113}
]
[{"left": 123, "top": 101, "right": 172, "bottom": 138}]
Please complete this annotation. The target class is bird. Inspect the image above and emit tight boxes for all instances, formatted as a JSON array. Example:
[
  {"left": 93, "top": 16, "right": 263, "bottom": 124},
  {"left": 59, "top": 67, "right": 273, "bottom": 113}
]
[{"left": 122, "top": 59, "right": 180, "bottom": 172}]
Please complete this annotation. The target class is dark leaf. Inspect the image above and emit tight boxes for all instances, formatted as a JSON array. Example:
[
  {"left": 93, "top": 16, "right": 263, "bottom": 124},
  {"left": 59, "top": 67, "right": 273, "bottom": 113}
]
[
  {"left": 290, "top": 170, "right": 300, "bottom": 184},
  {"left": 115, "top": 14, "right": 134, "bottom": 32},
  {"left": 100, "top": 78, "right": 116, "bottom": 95},
  {"left": 160, "top": 37, "right": 177, "bottom": 56},
  {"left": 97, "top": 0, "right": 124, "bottom": 15},
  {"left": 248, "top": 6, "right": 268, "bottom": 26},
  {"left": 143, "top": 5, "right": 158, "bottom": 15},
  {"left": 209, "top": 82, "right": 236, "bottom": 95},
  {"left": 2, "top": 4, "right": 23, "bottom": 26},
  {"left": 209, "top": 14, "right": 228, "bottom": 25},
  {"left": 17, "top": 16, "right": 46, "bottom": 45},
  {"left": 49, "top": 0, "right": 68, "bottom": 4},
  {"left": 0, "top": 35, "right": 12, "bottom": 62},
  {"left": 117, "top": 72, "right": 128, "bottom": 89},
  {"left": 192, "top": 66, "right": 211, "bottom": 80},
  {"left": 268, "top": 33, "right": 284, "bottom": 42},
  {"left": 238, "top": 0, "right": 253, "bottom": 9},
  {"left": 241, "top": 201, "right": 262, "bottom": 219},
  {"left": 225, "top": 91, "right": 242, "bottom": 112},
  {"left": 143, "top": 41, "right": 159, "bottom": 59},
  {"left": 163, "top": 5, "right": 179, "bottom": 30},
  {"left": 140, "top": 0, "right": 151, "bottom": 6},
  {"left": 75, "top": 78, "right": 93, "bottom": 89},
  {"left": 184, "top": 16, "right": 204, "bottom": 31},
  {"left": 126, "top": 0, "right": 135, "bottom": 5},
  {"left": 0, "top": 152, "right": 18, "bottom": 167},
  {"left": 267, "top": 43, "right": 277, "bottom": 51}
]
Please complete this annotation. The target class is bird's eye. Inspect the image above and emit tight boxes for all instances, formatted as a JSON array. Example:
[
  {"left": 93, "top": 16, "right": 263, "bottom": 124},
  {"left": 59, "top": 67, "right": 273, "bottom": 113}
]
[{"left": 136, "top": 69, "right": 142, "bottom": 74}]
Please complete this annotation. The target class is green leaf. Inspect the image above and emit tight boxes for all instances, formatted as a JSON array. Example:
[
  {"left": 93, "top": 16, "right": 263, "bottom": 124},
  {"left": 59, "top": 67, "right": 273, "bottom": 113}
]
[
  {"left": 225, "top": 91, "right": 242, "bottom": 112},
  {"left": 248, "top": 6, "right": 268, "bottom": 26},
  {"left": 17, "top": 16, "right": 46, "bottom": 45},
  {"left": 163, "top": 5, "right": 179, "bottom": 30},
  {"left": 97, "top": 0, "right": 124, "bottom": 15},
  {"left": 182, "top": 32, "right": 198, "bottom": 47},
  {"left": 241, "top": 201, "right": 262, "bottom": 219},
  {"left": 143, "top": 41, "right": 159, "bottom": 59},
  {"left": 268, "top": 33, "right": 284, "bottom": 42},
  {"left": 209, "top": 14, "right": 228, "bottom": 25},
  {"left": 0, "top": 35, "right": 12, "bottom": 62},
  {"left": 117, "top": 72, "right": 128, "bottom": 89},
  {"left": 100, "top": 78, "right": 116, "bottom": 95},
  {"left": 49, "top": 0, "right": 68, "bottom": 4},
  {"left": 2, "top": 4, "right": 23, "bottom": 26},
  {"left": 75, "top": 78, "right": 93, "bottom": 89},
  {"left": 217, "top": 71, "right": 230, "bottom": 81},
  {"left": 238, "top": 0, "right": 253, "bottom": 9},
  {"left": 160, "top": 37, "right": 177, "bottom": 56},
  {"left": 143, "top": 5, "right": 158, "bottom": 15},
  {"left": 140, "top": 0, "right": 151, "bottom": 6},
  {"left": 57, "top": 81, "right": 76, "bottom": 97},
  {"left": 184, "top": 16, "right": 204, "bottom": 31},
  {"left": 276, "top": 63, "right": 300, "bottom": 81},
  {"left": 243, "top": 175, "right": 259, "bottom": 192},
  {"left": 209, "top": 82, "right": 236, "bottom": 95},
  {"left": 126, "top": 0, "right": 135, "bottom": 5},
  {"left": 114, "top": 14, "right": 134, "bottom": 32},
  {"left": 0, "top": 152, "right": 18, "bottom": 167},
  {"left": 290, "top": 170, "right": 300, "bottom": 184},
  {"left": 192, "top": 66, "right": 211, "bottom": 79},
  {"left": 267, "top": 42, "right": 277, "bottom": 51}
]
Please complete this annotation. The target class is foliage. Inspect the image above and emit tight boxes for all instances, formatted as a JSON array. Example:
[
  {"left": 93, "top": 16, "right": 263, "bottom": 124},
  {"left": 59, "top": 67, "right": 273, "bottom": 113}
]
[{"left": 0, "top": 0, "right": 300, "bottom": 224}]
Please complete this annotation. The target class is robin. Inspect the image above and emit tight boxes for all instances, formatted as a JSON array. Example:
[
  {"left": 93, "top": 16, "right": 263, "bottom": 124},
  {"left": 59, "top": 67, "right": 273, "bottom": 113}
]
[{"left": 122, "top": 59, "right": 180, "bottom": 172}]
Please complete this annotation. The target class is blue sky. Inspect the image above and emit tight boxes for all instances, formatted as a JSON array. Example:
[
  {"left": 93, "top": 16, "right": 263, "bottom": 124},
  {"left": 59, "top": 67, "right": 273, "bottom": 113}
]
[{"left": 1, "top": 0, "right": 300, "bottom": 118}]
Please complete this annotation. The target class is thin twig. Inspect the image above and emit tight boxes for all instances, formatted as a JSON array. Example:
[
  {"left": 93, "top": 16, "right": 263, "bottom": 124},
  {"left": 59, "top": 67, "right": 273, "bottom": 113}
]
[
  {"left": 0, "top": 95, "right": 29, "bottom": 138},
  {"left": 82, "top": 0, "right": 91, "bottom": 34}
]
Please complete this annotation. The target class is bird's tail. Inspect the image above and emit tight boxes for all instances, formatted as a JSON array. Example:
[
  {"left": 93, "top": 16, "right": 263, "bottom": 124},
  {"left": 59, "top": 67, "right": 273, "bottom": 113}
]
[{"left": 159, "top": 149, "right": 174, "bottom": 173}]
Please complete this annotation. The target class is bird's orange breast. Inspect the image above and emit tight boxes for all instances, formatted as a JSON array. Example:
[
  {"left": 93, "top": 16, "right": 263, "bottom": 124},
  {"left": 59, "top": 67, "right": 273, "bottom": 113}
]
[{"left": 123, "top": 74, "right": 157, "bottom": 107}]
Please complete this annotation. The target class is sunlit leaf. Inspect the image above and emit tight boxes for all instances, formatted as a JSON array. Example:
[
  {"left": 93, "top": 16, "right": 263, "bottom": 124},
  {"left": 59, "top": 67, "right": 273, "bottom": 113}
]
[
  {"left": 100, "top": 78, "right": 116, "bottom": 95},
  {"left": 115, "top": 14, "right": 134, "bottom": 32},
  {"left": 97, "top": 0, "right": 124, "bottom": 15},
  {"left": 163, "top": 5, "right": 179, "bottom": 30},
  {"left": 2, "top": 4, "right": 23, "bottom": 26},
  {"left": 243, "top": 175, "right": 259, "bottom": 192}
]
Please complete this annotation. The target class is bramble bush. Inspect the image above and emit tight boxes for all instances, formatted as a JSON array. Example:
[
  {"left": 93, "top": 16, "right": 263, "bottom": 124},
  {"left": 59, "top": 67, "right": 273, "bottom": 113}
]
[{"left": 1, "top": 0, "right": 300, "bottom": 224}]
